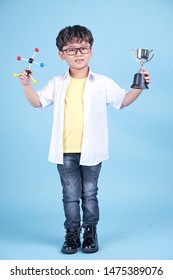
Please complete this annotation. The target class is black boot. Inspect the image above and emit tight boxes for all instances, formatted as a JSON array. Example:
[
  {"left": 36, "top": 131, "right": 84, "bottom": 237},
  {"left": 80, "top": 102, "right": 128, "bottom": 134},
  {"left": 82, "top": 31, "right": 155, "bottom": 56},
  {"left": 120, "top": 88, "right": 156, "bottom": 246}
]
[
  {"left": 82, "top": 226, "right": 98, "bottom": 253},
  {"left": 61, "top": 228, "right": 81, "bottom": 254}
]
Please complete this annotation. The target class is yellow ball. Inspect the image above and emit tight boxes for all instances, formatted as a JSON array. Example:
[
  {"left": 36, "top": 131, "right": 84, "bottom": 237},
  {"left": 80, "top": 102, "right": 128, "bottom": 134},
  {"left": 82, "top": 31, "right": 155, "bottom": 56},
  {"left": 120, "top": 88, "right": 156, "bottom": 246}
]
[{"left": 13, "top": 73, "right": 18, "bottom": 78}]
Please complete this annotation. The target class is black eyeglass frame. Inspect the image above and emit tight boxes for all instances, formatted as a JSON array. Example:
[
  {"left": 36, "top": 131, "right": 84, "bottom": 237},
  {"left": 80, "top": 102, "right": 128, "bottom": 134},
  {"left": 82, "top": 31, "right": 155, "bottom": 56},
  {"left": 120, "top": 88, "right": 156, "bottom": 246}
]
[{"left": 62, "top": 46, "right": 91, "bottom": 56}]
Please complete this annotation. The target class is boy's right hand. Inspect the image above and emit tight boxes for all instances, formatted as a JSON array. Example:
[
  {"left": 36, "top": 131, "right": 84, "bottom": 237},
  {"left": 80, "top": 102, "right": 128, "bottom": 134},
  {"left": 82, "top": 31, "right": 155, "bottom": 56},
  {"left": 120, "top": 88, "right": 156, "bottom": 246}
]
[{"left": 19, "top": 69, "right": 32, "bottom": 86}]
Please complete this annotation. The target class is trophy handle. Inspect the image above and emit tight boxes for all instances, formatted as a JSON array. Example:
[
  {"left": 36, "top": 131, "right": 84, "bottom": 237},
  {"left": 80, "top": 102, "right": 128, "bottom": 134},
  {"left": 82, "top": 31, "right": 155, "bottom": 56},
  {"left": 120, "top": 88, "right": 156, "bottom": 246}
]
[
  {"left": 131, "top": 48, "right": 138, "bottom": 62},
  {"left": 147, "top": 50, "right": 154, "bottom": 62}
]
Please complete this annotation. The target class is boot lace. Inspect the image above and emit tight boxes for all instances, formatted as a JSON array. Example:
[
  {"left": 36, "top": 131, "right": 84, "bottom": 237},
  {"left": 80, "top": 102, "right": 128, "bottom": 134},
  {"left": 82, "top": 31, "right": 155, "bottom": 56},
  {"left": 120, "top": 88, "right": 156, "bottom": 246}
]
[
  {"left": 83, "top": 226, "right": 96, "bottom": 241},
  {"left": 66, "top": 230, "right": 80, "bottom": 245}
]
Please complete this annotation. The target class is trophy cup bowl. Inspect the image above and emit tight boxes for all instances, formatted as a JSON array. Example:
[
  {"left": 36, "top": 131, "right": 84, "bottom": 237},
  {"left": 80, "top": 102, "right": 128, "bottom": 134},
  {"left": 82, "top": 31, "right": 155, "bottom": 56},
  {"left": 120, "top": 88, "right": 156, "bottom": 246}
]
[{"left": 131, "top": 48, "right": 154, "bottom": 89}]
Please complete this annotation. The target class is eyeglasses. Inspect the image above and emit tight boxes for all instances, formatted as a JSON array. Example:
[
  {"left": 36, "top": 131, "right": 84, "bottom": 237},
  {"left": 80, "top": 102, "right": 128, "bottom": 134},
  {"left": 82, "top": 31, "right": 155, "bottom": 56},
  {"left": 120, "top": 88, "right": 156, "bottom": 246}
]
[{"left": 62, "top": 46, "right": 91, "bottom": 56}]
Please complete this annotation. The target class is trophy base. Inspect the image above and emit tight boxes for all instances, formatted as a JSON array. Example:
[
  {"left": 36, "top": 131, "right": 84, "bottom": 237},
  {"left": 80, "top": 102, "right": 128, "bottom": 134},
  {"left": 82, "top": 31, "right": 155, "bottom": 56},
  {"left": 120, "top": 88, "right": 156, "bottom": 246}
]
[{"left": 131, "top": 72, "right": 149, "bottom": 90}]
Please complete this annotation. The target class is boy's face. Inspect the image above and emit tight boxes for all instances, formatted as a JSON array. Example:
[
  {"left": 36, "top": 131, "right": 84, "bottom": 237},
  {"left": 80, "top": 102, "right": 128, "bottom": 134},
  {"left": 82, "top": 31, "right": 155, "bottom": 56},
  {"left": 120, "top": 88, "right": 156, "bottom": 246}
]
[{"left": 58, "top": 39, "right": 92, "bottom": 71}]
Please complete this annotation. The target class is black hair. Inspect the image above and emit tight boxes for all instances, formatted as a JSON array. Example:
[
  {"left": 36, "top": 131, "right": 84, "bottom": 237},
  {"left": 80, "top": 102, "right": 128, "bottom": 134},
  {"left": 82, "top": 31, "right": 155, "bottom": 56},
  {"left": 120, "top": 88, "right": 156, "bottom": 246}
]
[{"left": 56, "top": 25, "right": 94, "bottom": 51}]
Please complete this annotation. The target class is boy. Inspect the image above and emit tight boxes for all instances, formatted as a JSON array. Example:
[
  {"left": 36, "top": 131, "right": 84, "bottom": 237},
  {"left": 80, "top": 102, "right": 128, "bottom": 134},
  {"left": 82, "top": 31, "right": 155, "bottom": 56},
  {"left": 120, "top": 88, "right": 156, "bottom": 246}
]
[{"left": 19, "top": 25, "right": 150, "bottom": 254}]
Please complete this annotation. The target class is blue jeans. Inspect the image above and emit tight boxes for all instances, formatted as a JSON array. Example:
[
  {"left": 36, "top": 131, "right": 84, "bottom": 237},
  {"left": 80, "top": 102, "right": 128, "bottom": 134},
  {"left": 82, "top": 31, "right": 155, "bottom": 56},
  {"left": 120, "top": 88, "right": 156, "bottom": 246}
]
[{"left": 57, "top": 153, "right": 102, "bottom": 229}]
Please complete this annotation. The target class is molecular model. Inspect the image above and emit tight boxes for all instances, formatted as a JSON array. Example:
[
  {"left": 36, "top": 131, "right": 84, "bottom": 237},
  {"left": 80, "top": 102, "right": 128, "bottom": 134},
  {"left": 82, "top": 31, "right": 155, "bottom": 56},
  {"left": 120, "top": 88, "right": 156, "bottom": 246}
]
[{"left": 13, "top": 48, "right": 44, "bottom": 84}]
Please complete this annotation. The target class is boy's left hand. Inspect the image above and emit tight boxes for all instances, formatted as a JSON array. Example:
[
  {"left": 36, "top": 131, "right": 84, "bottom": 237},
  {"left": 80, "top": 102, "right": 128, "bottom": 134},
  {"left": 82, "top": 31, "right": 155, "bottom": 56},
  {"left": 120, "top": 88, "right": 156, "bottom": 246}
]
[{"left": 141, "top": 67, "right": 150, "bottom": 84}]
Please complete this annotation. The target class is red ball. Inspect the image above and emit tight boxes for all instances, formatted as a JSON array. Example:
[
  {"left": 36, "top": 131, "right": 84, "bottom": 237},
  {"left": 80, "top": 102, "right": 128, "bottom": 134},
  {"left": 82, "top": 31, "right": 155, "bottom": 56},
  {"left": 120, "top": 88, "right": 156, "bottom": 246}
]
[
  {"left": 17, "top": 56, "right": 21, "bottom": 60},
  {"left": 35, "top": 48, "right": 39, "bottom": 52}
]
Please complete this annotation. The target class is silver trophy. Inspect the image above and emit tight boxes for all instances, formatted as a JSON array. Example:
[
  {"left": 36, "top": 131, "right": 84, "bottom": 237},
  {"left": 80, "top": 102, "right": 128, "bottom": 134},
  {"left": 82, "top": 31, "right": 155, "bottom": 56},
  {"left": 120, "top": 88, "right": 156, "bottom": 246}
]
[{"left": 131, "top": 48, "right": 154, "bottom": 89}]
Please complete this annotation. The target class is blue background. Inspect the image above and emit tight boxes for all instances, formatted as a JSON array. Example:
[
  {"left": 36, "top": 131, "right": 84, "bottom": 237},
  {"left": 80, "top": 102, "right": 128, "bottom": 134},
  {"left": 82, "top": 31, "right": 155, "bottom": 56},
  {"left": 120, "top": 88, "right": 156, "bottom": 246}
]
[{"left": 0, "top": 0, "right": 173, "bottom": 260}]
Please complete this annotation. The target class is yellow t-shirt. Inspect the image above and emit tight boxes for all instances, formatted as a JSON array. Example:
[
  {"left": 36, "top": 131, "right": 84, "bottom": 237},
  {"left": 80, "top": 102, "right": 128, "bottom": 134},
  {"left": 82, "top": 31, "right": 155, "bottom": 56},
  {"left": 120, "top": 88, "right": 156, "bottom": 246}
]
[{"left": 63, "top": 77, "right": 87, "bottom": 153}]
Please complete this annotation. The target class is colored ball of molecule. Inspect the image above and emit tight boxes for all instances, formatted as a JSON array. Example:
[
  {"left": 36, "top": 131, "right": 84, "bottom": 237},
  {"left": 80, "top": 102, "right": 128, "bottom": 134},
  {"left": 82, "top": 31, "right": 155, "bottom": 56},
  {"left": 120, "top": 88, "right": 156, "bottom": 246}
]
[
  {"left": 17, "top": 56, "right": 21, "bottom": 60},
  {"left": 28, "top": 58, "right": 34, "bottom": 63},
  {"left": 35, "top": 48, "right": 39, "bottom": 52},
  {"left": 40, "top": 63, "right": 44, "bottom": 67},
  {"left": 26, "top": 69, "right": 32, "bottom": 76}
]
